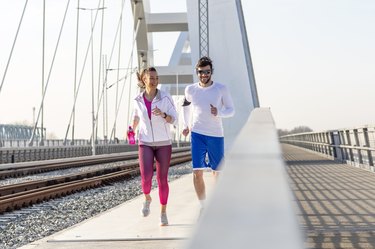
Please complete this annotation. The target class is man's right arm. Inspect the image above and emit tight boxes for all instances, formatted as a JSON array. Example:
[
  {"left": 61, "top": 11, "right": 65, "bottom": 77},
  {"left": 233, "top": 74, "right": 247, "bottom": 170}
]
[{"left": 181, "top": 97, "right": 191, "bottom": 136}]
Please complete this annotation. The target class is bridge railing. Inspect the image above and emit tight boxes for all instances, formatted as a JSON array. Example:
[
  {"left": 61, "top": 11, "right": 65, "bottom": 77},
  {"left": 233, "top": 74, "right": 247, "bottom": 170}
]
[
  {"left": 0, "top": 136, "right": 190, "bottom": 148},
  {"left": 279, "top": 126, "right": 375, "bottom": 172},
  {"left": 0, "top": 141, "right": 190, "bottom": 164},
  {"left": 0, "top": 139, "right": 92, "bottom": 148}
]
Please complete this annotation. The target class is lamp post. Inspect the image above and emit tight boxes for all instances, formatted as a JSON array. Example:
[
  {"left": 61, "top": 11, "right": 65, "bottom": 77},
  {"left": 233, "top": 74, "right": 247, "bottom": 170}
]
[
  {"left": 32, "top": 107, "right": 35, "bottom": 126},
  {"left": 78, "top": 6, "right": 106, "bottom": 155},
  {"left": 176, "top": 72, "right": 180, "bottom": 147}
]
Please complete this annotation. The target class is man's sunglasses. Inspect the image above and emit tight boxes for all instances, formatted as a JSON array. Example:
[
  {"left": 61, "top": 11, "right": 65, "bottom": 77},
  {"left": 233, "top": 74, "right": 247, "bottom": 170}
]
[{"left": 196, "top": 70, "right": 211, "bottom": 75}]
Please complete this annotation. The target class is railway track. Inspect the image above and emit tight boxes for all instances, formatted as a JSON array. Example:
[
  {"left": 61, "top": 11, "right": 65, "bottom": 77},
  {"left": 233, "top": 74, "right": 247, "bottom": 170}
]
[{"left": 0, "top": 147, "right": 191, "bottom": 214}]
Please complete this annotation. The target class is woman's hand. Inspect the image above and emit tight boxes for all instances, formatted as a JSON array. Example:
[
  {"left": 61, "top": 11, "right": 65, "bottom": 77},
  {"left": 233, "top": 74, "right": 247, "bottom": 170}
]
[{"left": 152, "top": 105, "right": 163, "bottom": 117}]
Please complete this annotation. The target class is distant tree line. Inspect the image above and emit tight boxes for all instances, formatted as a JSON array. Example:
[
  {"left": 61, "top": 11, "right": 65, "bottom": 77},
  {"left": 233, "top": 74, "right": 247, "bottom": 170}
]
[{"left": 278, "top": 126, "right": 313, "bottom": 137}]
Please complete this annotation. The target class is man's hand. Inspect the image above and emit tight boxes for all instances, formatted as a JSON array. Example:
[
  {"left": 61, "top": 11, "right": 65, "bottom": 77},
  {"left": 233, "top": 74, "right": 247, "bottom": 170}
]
[
  {"left": 182, "top": 128, "right": 190, "bottom": 136},
  {"left": 210, "top": 104, "right": 218, "bottom": 116}
]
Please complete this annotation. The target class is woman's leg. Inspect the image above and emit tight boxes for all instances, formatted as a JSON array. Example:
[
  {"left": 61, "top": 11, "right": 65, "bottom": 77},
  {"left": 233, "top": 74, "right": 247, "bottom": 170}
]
[
  {"left": 154, "top": 145, "right": 172, "bottom": 207},
  {"left": 155, "top": 145, "right": 171, "bottom": 226},
  {"left": 139, "top": 145, "right": 155, "bottom": 201}
]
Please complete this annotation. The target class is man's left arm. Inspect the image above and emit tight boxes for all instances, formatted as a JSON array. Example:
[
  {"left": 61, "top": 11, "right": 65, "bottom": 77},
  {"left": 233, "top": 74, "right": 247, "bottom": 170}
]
[{"left": 217, "top": 85, "right": 235, "bottom": 118}]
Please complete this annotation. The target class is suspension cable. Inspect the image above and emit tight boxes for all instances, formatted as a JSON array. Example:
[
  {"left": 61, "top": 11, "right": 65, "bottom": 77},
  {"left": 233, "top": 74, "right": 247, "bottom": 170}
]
[
  {"left": 109, "top": 18, "right": 141, "bottom": 142},
  {"left": 0, "top": 0, "right": 29, "bottom": 99},
  {"left": 71, "top": 0, "right": 80, "bottom": 144},
  {"left": 106, "top": 7, "right": 123, "bottom": 78},
  {"left": 29, "top": 0, "right": 72, "bottom": 146},
  {"left": 94, "top": 0, "right": 106, "bottom": 142},
  {"left": 126, "top": 21, "right": 136, "bottom": 130},
  {"left": 89, "top": 0, "right": 129, "bottom": 142},
  {"left": 41, "top": 0, "right": 46, "bottom": 145},
  {"left": 63, "top": 0, "right": 103, "bottom": 144},
  {"left": 112, "top": 0, "right": 126, "bottom": 140}
]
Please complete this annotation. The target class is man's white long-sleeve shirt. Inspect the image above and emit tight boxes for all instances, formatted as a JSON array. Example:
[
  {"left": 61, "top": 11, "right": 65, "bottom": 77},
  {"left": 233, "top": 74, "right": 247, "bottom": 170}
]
[{"left": 182, "top": 82, "right": 235, "bottom": 137}]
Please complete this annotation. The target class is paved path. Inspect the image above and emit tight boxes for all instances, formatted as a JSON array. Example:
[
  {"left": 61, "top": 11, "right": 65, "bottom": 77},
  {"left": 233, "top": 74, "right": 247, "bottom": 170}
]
[
  {"left": 19, "top": 144, "right": 375, "bottom": 249},
  {"left": 282, "top": 144, "right": 375, "bottom": 249},
  {"left": 19, "top": 172, "right": 214, "bottom": 249}
]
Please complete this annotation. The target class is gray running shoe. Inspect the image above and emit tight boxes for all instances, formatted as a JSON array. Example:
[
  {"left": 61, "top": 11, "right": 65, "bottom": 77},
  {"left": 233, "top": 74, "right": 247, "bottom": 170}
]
[
  {"left": 141, "top": 200, "right": 151, "bottom": 217},
  {"left": 160, "top": 212, "right": 168, "bottom": 226}
]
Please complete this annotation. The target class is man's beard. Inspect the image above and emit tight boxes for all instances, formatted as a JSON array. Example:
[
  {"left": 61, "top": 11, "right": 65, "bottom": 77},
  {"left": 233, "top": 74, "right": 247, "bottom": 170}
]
[{"left": 201, "top": 75, "right": 211, "bottom": 84}]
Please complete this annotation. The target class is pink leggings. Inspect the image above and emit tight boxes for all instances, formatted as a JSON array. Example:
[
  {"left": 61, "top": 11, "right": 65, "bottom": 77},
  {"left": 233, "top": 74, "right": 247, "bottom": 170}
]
[{"left": 138, "top": 144, "right": 172, "bottom": 205}]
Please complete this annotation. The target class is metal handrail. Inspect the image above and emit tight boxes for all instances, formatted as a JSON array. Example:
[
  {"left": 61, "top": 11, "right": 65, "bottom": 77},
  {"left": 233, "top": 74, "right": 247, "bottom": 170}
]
[{"left": 280, "top": 126, "right": 375, "bottom": 172}]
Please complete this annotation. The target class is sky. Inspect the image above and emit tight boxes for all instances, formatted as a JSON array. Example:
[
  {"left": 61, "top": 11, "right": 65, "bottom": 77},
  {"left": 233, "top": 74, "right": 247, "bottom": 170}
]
[{"left": 0, "top": 0, "right": 374, "bottom": 140}]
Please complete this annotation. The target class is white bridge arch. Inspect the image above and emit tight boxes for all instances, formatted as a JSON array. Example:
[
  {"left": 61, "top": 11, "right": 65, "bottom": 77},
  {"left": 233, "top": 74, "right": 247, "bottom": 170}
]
[{"left": 131, "top": 0, "right": 259, "bottom": 150}]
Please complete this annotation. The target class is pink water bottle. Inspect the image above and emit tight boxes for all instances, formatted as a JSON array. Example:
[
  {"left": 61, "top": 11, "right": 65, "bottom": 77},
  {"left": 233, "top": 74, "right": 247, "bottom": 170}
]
[{"left": 127, "top": 126, "right": 136, "bottom": 145}]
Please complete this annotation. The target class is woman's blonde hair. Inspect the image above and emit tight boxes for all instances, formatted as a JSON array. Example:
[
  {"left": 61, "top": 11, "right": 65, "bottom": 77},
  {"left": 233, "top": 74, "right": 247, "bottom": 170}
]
[{"left": 136, "top": 67, "right": 157, "bottom": 89}]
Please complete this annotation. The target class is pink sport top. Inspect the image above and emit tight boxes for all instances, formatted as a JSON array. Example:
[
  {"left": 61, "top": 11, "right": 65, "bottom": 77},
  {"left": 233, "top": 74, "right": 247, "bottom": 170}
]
[{"left": 143, "top": 95, "right": 152, "bottom": 119}]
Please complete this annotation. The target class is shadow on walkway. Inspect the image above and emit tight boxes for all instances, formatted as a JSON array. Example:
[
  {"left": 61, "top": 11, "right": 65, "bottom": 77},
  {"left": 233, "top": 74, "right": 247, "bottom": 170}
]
[{"left": 282, "top": 144, "right": 375, "bottom": 249}]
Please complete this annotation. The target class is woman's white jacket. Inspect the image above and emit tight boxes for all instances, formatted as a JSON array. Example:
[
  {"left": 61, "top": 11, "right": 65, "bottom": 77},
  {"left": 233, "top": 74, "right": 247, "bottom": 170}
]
[{"left": 132, "top": 90, "right": 178, "bottom": 146}]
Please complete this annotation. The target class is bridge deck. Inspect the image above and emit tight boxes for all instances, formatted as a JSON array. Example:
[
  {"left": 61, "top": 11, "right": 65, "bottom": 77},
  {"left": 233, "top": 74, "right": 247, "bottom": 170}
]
[
  {"left": 283, "top": 144, "right": 375, "bottom": 249},
  {"left": 18, "top": 172, "right": 214, "bottom": 249},
  {"left": 19, "top": 144, "right": 375, "bottom": 249}
]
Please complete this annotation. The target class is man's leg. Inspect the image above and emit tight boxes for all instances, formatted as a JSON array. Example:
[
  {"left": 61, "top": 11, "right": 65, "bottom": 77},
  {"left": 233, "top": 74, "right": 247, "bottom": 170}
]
[
  {"left": 212, "top": 170, "right": 220, "bottom": 183},
  {"left": 207, "top": 135, "right": 224, "bottom": 183},
  {"left": 193, "top": 169, "right": 206, "bottom": 201},
  {"left": 191, "top": 132, "right": 207, "bottom": 201},
  {"left": 191, "top": 132, "right": 208, "bottom": 213}
]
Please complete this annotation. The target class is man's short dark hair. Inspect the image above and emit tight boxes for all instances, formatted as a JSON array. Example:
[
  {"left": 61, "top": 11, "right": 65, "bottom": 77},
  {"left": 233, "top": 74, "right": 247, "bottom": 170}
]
[{"left": 195, "top": 56, "right": 213, "bottom": 70}]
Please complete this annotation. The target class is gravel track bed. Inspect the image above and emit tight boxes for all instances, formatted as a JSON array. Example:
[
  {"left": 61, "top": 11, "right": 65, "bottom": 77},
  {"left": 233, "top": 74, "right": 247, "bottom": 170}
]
[{"left": 0, "top": 162, "right": 192, "bottom": 249}]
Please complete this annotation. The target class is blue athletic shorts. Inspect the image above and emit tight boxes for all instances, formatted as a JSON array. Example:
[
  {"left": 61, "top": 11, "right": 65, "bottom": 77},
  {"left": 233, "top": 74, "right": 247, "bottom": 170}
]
[{"left": 191, "top": 132, "right": 224, "bottom": 171}]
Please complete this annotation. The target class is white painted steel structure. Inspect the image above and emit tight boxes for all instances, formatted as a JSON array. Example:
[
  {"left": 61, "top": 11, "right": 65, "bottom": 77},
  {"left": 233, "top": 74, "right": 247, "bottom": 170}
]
[
  {"left": 186, "top": 108, "right": 304, "bottom": 249},
  {"left": 131, "top": 0, "right": 259, "bottom": 151}
]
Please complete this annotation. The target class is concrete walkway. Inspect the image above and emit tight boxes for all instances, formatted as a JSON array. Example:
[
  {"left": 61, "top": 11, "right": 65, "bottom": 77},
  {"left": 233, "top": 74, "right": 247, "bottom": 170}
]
[
  {"left": 19, "top": 144, "right": 375, "bottom": 249},
  {"left": 283, "top": 144, "right": 375, "bottom": 249},
  {"left": 19, "top": 172, "right": 214, "bottom": 249}
]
